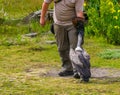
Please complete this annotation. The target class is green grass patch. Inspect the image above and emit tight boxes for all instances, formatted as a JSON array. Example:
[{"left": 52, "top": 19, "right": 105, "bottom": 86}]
[
  {"left": 98, "top": 49, "right": 120, "bottom": 59},
  {"left": 0, "top": 75, "right": 120, "bottom": 95}
]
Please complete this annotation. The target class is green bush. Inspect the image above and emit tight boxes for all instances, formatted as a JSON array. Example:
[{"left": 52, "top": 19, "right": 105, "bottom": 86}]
[{"left": 85, "top": 0, "right": 120, "bottom": 45}]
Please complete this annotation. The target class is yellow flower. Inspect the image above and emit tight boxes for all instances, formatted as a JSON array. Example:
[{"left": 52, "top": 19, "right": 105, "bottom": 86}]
[
  {"left": 118, "top": 10, "right": 120, "bottom": 13},
  {"left": 113, "top": 16, "right": 118, "bottom": 20},
  {"left": 111, "top": 8, "right": 116, "bottom": 13},
  {"left": 114, "top": 26, "right": 119, "bottom": 29},
  {"left": 84, "top": 2, "right": 86, "bottom": 7},
  {"left": 108, "top": 1, "right": 114, "bottom": 7}
]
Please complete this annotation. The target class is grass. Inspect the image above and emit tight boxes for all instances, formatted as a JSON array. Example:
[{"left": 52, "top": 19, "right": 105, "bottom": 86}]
[
  {"left": 0, "top": 74, "right": 120, "bottom": 95},
  {"left": 0, "top": 0, "right": 120, "bottom": 95},
  {"left": 0, "top": 0, "right": 53, "bottom": 19},
  {"left": 98, "top": 49, "right": 120, "bottom": 59},
  {"left": 0, "top": 32, "right": 120, "bottom": 95}
]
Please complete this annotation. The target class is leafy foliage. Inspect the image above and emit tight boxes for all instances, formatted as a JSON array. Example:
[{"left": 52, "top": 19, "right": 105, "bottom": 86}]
[{"left": 85, "top": 0, "right": 120, "bottom": 45}]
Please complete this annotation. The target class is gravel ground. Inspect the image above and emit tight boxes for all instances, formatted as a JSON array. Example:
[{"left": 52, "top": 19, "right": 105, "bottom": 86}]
[{"left": 43, "top": 68, "right": 120, "bottom": 78}]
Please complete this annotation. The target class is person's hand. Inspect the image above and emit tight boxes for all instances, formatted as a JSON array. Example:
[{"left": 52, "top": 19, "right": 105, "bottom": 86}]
[{"left": 40, "top": 17, "right": 46, "bottom": 26}]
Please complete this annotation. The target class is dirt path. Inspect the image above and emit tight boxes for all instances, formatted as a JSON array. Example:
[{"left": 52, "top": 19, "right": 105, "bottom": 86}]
[
  {"left": 26, "top": 67, "right": 120, "bottom": 79},
  {"left": 45, "top": 68, "right": 120, "bottom": 78}
]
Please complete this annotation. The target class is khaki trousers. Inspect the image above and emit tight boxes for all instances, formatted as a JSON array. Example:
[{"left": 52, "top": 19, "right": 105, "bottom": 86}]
[{"left": 54, "top": 24, "right": 78, "bottom": 71}]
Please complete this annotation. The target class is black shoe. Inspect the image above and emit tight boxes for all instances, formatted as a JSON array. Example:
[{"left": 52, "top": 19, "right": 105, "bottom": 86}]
[
  {"left": 58, "top": 70, "right": 74, "bottom": 76},
  {"left": 81, "top": 78, "right": 89, "bottom": 82},
  {"left": 73, "top": 73, "right": 80, "bottom": 79}
]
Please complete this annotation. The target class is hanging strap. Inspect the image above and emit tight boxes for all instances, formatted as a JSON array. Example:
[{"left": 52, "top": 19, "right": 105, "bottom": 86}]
[{"left": 54, "top": 0, "right": 62, "bottom": 3}]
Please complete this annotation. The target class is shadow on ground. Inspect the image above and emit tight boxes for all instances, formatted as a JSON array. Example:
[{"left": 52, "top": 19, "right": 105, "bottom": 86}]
[{"left": 25, "top": 67, "right": 120, "bottom": 80}]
